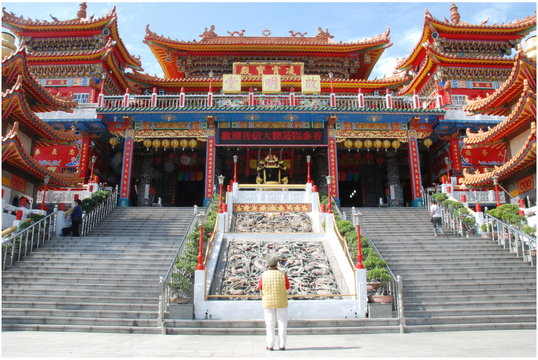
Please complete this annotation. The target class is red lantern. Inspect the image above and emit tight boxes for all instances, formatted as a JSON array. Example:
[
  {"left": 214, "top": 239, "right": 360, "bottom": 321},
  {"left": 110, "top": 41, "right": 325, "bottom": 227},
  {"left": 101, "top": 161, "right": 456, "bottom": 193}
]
[
  {"left": 154, "top": 156, "right": 163, "bottom": 165},
  {"left": 366, "top": 153, "right": 374, "bottom": 162},
  {"left": 376, "top": 156, "right": 385, "bottom": 165}
]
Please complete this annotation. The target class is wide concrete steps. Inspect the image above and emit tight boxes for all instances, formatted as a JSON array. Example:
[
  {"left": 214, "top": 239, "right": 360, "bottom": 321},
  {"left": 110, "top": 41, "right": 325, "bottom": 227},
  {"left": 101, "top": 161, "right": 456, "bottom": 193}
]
[
  {"left": 357, "top": 207, "right": 537, "bottom": 333},
  {"left": 2, "top": 207, "right": 195, "bottom": 334},
  {"left": 164, "top": 318, "right": 401, "bottom": 335}
]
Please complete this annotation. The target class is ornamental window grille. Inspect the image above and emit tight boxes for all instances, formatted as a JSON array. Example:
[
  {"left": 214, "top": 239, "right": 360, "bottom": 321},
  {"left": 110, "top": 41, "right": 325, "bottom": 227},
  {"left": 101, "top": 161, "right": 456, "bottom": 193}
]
[
  {"left": 451, "top": 95, "right": 467, "bottom": 107},
  {"left": 73, "top": 93, "right": 90, "bottom": 104}
]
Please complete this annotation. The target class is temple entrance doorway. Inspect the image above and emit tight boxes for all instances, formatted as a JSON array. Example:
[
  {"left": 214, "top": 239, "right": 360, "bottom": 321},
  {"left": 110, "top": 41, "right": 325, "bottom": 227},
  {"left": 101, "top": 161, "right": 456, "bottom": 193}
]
[
  {"left": 130, "top": 142, "right": 206, "bottom": 207},
  {"left": 337, "top": 149, "right": 412, "bottom": 207},
  {"left": 215, "top": 147, "right": 326, "bottom": 186}
]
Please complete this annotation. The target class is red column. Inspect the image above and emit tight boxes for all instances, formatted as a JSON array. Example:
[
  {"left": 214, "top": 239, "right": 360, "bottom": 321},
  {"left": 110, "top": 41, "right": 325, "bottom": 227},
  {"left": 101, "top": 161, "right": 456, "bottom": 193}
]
[
  {"left": 407, "top": 135, "right": 423, "bottom": 207},
  {"left": 204, "top": 135, "right": 216, "bottom": 204},
  {"left": 118, "top": 129, "right": 135, "bottom": 207},
  {"left": 327, "top": 137, "right": 339, "bottom": 203}
]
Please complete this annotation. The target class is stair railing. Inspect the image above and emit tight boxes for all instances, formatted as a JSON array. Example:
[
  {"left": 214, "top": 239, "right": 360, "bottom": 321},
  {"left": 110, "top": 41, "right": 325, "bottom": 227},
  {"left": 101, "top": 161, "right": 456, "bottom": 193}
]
[
  {"left": 1, "top": 209, "right": 56, "bottom": 270},
  {"left": 79, "top": 186, "right": 119, "bottom": 236},
  {"left": 157, "top": 207, "right": 200, "bottom": 333},
  {"left": 361, "top": 227, "right": 404, "bottom": 332},
  {"left": 485, "top": 213, "right": 536, "bottom": 265}
]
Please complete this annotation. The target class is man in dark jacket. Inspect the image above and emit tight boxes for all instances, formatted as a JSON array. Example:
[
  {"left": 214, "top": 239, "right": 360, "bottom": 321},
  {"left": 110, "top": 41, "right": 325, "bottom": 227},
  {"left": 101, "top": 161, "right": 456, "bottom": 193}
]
[{"left": 71, "top": 199, "right": 82, "bottom": 236}]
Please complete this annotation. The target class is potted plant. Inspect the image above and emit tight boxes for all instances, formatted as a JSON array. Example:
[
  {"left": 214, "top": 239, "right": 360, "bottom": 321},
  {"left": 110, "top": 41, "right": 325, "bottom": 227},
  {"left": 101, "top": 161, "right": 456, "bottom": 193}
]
[
  {"left": 481, "top": 223, "right": 492, "bottom": 238},
  {"left": 366, "top": 267, "right": 393, "bottom": 303}
]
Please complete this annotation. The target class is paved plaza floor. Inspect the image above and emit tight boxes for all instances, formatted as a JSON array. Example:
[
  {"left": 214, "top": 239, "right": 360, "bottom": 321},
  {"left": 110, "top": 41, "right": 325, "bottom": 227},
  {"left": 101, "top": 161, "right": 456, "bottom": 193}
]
[{"left": 1, "top": 329, "right": 536, "bottom": 358}]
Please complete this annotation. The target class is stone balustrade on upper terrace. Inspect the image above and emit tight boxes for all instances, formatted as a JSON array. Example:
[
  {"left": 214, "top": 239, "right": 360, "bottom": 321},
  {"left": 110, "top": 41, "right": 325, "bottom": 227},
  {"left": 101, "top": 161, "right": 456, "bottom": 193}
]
[{"left": 97, "top": 89, "right": 442, "bottom": 112}]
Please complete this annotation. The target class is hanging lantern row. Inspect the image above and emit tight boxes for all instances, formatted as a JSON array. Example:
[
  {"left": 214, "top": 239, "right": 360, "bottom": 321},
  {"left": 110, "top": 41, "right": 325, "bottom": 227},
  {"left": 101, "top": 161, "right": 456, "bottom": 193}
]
[
  {"left": 343, "top": 139, "right": 402, "bottom": 151},
  {"left": 142, "top": 138, "right": 198, "bottom": 151}
]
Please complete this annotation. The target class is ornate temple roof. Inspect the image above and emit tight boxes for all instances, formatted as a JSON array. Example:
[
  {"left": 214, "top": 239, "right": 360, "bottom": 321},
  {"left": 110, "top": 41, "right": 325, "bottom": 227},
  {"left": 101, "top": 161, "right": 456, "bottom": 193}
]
[
  {"left": 462, "top": 49, "right": 536, "bottom": 116},
  {"left": 397, "top": 3, "right": 536, "bottom": 71},
  {"left": 397, "top": 40, "right": 519, "bottom": 95},
  {"left": 463, "top": 82, "right": 535, "bottom": 146},
  {"left": 144, "top": 25, "right": 391, "bottom": 80},
  {"left": 2, "top": 123, "right": 80, "bottom": 186},
  {"left": 460, "top": 122, "right": 536, "bottom": 187},
  {"left": 2, "top": 77, "right": 79, "bottom": 142},
  {"left": 2, "top": 3, "right": 142, "bottom": 70},
  {"left": 2, "top": 47, "right": 78, "bottom": 113}
]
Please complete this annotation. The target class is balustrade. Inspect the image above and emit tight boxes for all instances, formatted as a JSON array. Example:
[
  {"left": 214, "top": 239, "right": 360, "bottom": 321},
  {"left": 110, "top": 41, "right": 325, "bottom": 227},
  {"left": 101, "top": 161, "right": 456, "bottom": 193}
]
[{"left": 99, "top": 92, "right": 440, "bottom": 111}]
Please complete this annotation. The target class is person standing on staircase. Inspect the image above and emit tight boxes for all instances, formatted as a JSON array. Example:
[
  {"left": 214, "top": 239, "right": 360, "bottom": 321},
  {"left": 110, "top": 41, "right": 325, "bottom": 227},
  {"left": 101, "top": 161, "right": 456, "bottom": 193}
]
[
  {"left": 71, "top": 199, "right": 83, "bottom": 237},
  {"left": 257, "top": 253, "right": 290, "bottom": 351},
  {"left": 430, "top": 200, "right": 444, "bottom": 236}
]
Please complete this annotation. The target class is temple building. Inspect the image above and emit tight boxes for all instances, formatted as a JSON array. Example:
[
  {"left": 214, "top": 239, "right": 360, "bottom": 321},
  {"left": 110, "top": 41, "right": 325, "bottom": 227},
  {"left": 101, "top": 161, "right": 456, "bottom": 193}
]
[
  {"left": 2, "top": 42, "right": 80, "bottom": 209},
  {"left": 461, "top": 37, "right": 536, "bottom": 206},
  {"left": 2, "top": 3, "right": 535, "bottom": 209}
]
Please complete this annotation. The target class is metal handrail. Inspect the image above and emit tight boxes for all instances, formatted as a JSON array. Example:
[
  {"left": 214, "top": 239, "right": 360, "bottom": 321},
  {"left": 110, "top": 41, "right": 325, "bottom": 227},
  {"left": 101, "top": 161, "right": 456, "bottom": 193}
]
[
  {"left": 359, "top": 227, "right": 402, "bottom": 324},
  {"left": 485, "top": 213, "right": 536, "bottom": 265},
  {"left": 78, "top": 186, "right": 119, "bottom": 236},
  {"left": 1, "top": 211, "right": 56, "bottom": 270},
  {"left": 157, "top": 206, "right": 205, "bottom": 333}
]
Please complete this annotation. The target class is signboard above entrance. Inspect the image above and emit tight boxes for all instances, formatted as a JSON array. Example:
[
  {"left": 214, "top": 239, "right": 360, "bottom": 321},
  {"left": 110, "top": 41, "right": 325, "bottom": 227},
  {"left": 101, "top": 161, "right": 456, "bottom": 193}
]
[
  {"left": 233, "top": 62, "right": 304, "bottom": 76},
  {"left": 217, "top": 128, "right": 327, "bottom": 146}
]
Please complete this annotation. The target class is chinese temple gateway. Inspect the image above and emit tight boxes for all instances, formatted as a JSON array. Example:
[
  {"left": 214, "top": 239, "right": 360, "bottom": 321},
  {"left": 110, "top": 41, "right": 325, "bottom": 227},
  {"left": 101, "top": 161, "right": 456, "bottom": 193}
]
[{"left": 2, "top": 3, "right": 536, "bottom": 209}]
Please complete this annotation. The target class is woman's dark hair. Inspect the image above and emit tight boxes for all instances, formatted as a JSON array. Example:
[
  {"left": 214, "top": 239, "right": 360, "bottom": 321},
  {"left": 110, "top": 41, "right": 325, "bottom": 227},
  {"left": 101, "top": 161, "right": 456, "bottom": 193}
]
[{"left": 75, "top": 199, "right": 82, "bottom": 205}]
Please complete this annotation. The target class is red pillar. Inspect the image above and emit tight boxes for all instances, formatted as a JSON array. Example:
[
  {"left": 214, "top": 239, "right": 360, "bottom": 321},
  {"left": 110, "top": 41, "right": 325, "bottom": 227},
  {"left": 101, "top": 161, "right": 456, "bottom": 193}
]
[
  {"left": 118, "top": 129, "right": 135, "bottom": 207},
  {"left": 407, "top": 135, "right": 423, "bottom": 207},
  {"left": 204, "top": 134, "right": 216, "bottom": 205}
]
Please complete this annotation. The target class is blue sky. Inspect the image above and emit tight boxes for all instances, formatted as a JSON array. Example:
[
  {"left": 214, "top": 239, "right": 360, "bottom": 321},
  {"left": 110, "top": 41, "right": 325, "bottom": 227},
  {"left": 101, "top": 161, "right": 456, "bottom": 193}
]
[{"left": 2, "top": 1, "right": 536, "bottom": 79}]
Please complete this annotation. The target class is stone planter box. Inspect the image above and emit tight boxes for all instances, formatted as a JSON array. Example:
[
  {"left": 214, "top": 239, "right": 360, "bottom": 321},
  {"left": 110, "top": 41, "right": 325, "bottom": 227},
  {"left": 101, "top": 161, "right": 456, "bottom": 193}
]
[
  {"left": 367, "top": 303, "right": 393, "bottom": 318},
  {"left": 168, "top": 303, "right": 194, "bottom": 319}
]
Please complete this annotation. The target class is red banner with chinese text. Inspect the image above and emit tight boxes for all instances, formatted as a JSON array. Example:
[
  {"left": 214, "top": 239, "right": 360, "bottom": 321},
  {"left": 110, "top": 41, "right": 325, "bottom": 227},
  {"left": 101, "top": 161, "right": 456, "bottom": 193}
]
[
  {"left": 461, "top": 142, "right": 508, "bottom": 166},
  {"left": 408, "top": 138, "right": 422, "bottom": 200},
  {"left": 327, "top": 137, "right": 339, "bottom": 198},
  {"left": 450, "top": 140, "right": 462, "bottom": 171},
  {"left": 33, "top": 143, "right": 81, "bottom": 173},
  {"left": 517, "top": 175, "right": 534, "bottom": 195},
  {"left": 10, "top": 174, "right": 26, "bottom": 193},
  {"left": 120, "top": 137, "right": 134, "bottom": 200},
  {"left": 205, "top": 136, "right": 216, "bottom": 200}
]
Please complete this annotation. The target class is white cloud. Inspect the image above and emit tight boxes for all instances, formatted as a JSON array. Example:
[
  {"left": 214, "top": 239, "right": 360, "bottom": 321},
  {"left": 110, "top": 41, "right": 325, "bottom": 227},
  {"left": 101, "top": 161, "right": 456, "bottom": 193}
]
[
  {"left": 400, "top": 28, "right": 423, "bottom": 49},
  {"left": 370, "top": 56, "right": 399, "bottom": 79}
]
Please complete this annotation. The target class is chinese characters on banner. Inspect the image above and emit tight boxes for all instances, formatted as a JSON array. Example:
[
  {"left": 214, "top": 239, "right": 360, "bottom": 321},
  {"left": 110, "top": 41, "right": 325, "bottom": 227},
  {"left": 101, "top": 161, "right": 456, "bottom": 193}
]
[
  {"left": 301, "top": 75, "right": 321, "bottom": 94},
  {"left": 233, "top": 63, "right": 303, "bottom": 76},
  {"left": 449, "top": 140, "right": 462, "bottom": 171},
  {"left": 10, "top": 174, "right": 26, "bottom": 193},
  {"left": 217, "top": 129, "right": 326, "bottom": 145},
  {"left": 407, "top": 138, "right": 422, "bottom": 200},
  {"left": 327, "top": 137, "right": 339, "bottom": 198},
  {"left": 205, "top": 136, "right": 216, "bottom": 200},
  {"left": 119, "top": 134, "right": 134, "bottom": 201},
  {"left": 33, "top": 143, "right": 80, "bottom": 173},
  {"left": 78, "top": 138, "right": 91, "bottom": 178},
  {"left": 517, "top": 175, "right": 534, "bottom": 195},
  {"left": 262, "top": 75, "right": 281, "bottom": 93},
  {"left": 461, "top": 142, "right": 507, "bottom": 166},
  {"left": 222, "top": 74, "right": 242, "bottom": 93}
]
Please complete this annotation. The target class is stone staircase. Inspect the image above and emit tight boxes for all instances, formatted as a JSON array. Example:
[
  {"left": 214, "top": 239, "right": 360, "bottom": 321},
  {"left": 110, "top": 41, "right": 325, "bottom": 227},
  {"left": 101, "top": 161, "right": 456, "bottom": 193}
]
[
  {"left": 353, "top": 207, "right": 537, "bottom": 332},
  {"left": 2, "top": 207, "right": 195, "bottom": 333},
  {"left": 164, "top": 318, "right": 400, "bottom": 335}
]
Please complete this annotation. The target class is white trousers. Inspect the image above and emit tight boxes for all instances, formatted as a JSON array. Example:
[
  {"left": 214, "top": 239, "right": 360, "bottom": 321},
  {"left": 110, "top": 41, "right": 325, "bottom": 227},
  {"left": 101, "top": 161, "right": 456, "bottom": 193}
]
[{"left": 263, "top": 307, "right": 288, "bottom": 349}]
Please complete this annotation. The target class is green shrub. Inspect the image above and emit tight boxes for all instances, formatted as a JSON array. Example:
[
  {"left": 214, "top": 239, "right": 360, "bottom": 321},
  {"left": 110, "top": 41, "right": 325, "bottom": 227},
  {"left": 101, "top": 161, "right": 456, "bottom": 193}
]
[
  {"left": 488, "top": 204, "right": 526, "bottom": 226},
  {"left": 431, "top": 193, "right": 448, "bottom": 203},
  {"left": 522, "top": 225, "right": 536, "bottom": 237},
  {"left": 363, "top": 255, "right": 386, "bottom": 270},
  {"left": 367, "top": 267, "right": 391, "bottom": 283}
]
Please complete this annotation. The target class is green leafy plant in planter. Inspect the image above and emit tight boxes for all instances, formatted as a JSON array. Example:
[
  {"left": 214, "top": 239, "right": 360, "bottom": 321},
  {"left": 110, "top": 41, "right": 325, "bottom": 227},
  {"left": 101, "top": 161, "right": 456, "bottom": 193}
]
[
  {"left": 431, "top": 192, "right": 448, "bottom": 203},
  {"left": 168, "top": 195, "right": 219, "bottom": 303},
  {"left": 488, "top": 204, "right": 527, "bottom": 227},
  {"left": 522, "top": 225, "right": 536, "bottom": 237}
]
